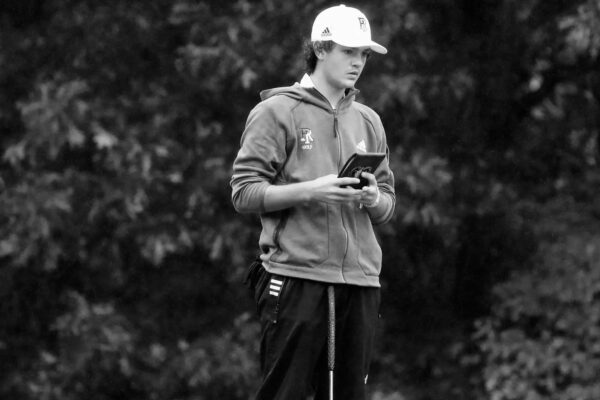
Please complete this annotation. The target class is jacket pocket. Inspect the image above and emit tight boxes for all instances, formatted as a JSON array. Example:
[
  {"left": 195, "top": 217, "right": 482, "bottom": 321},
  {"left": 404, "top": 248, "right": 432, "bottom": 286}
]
[
  {"left": 270, "top": 203, "right": 329, "bottom": 266},
  {"left": 354, "top": 210, "right": 382, "bottom": 276},
  {"left": 244, "top": 256, "right": 263, "bottom": 290}
]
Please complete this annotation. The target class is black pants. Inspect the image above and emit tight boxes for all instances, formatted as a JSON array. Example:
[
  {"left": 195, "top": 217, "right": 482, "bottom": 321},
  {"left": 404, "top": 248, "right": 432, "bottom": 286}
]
[{"left": 246, "top": 261, "right": 381, "bottom": 400}]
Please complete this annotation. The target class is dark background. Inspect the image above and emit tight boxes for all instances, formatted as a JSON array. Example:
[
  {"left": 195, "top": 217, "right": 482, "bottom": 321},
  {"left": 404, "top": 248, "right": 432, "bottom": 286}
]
[{"left": 1, "top": 0, "right": 599, "bottom": 399}]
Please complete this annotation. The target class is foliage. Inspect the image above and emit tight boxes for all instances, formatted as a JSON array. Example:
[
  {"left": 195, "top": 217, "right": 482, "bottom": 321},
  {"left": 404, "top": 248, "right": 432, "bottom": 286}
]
[
  {"left": 474, "top": 197, "right": 600, "bottom": 400},
  {"left": 4, "top": 294, "right": 259, "bottom": 400}
]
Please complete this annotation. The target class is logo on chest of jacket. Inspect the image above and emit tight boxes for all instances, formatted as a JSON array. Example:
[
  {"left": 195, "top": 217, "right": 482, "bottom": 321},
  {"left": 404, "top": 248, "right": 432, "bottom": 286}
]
[
  {"left": 300, "top": 128, "right": 314, "bottom": 150},
  {"left": 356, "top": 139, "right": 367, "bottom": 153}
]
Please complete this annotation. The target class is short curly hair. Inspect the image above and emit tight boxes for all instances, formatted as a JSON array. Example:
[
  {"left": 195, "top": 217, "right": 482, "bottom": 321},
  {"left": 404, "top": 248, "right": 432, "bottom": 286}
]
[{"left": 303, "top": 39, "right": 335, "bottom": 74}]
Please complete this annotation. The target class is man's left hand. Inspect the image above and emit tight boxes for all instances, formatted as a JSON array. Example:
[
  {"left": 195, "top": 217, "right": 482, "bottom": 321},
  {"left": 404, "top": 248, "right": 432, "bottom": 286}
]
[{"left": 359, "top": 172, "right": 379, "bottom": 207}]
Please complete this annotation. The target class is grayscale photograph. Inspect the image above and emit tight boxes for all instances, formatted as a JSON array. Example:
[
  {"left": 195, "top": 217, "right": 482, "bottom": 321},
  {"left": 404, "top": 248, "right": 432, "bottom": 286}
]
[{"left": 1, "top": 1, "right": 599, "bottom": 399}]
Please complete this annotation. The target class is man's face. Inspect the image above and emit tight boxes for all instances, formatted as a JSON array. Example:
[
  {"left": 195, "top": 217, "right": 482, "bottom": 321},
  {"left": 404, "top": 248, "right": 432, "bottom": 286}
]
[{"left": 319, "top": 44, "right": 371, "bottom": 91}]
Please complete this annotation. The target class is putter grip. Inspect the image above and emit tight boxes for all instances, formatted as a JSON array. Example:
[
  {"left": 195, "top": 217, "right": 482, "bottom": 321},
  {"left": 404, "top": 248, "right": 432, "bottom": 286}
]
[{"left": 327, "top": 285, "right": 335, "bottom": 371}]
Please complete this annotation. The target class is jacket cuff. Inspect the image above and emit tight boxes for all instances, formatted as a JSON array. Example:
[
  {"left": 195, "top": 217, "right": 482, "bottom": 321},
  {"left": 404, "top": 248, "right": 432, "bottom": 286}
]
[{"left": 367, "top": 190, "right": 395, "bottom": 225}]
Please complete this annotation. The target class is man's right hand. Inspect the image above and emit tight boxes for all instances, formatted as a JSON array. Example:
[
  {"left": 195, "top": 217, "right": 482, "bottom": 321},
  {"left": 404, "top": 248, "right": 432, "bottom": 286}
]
[
  {"left": 263, "top": 174, "right": 361, "bottom": 212},
  {"left": 307, "top": 174, "right": 362, "bottom": 204}
]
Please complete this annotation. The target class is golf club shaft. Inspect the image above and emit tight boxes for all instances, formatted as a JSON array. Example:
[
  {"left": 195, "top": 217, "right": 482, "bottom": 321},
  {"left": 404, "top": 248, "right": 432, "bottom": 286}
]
[{"left": 327, "top": 285, "right": 335, "bottom": 400}]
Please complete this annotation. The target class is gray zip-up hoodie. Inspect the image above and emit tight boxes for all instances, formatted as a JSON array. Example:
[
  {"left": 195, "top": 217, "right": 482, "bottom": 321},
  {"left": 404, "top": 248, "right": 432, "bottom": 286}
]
[{"left": 231, "top": 79, "right": 395, "bottom": 287}]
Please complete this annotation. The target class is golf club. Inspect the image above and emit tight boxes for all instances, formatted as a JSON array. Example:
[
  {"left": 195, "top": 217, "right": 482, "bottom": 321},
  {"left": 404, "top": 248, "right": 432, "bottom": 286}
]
[{"left": 327, "top": 285, "right": 335, "bottom": 400}]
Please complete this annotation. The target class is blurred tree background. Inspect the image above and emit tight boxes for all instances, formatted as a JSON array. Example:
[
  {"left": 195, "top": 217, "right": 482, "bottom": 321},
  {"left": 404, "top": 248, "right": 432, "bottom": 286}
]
[{"left": 0, "top": 0, "right": 599, "bottom": 399}]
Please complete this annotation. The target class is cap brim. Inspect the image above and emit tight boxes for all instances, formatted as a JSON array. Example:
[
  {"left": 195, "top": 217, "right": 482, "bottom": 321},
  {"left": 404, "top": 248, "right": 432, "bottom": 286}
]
[
  {"left": 332, "top": 39, "right": 388, "bottom": 54},
  {"left": 370, "top": 41, "right": 387, "bottom": 54}
]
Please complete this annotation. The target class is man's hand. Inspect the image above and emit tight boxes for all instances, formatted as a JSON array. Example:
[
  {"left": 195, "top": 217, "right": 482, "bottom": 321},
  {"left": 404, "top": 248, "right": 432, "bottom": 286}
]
[
  {"left": 359, "top": 172, "right": 379, "bottom": 207},
  {"left": 307, "top": 174, "right": 362, "bottom": 204},
  {"left": 263, "top": 173, "right": 375, "bottom": 212}
]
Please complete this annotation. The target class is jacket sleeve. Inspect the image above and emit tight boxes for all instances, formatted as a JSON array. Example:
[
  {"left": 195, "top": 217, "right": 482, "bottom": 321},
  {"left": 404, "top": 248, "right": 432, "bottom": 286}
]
[
  {"left": 369, "top": 114, "right": 396, "bottom": 225},
  {"left": 230, "top": 100, "right": 289, "bottom": 214}
]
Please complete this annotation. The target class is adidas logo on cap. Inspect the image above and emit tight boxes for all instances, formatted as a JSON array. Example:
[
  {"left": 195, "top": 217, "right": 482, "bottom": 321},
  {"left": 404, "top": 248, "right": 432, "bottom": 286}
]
[{"left": 321, "top": 27, "right": 332, "bottom": 37}]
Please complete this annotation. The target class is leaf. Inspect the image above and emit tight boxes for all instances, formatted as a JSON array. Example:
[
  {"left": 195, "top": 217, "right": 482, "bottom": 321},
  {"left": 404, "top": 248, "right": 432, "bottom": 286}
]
[
  {"left": 3, "top": 141, "right": 26, "bottom": 165},
  {"left": 67, "top": 125, "right": 86, "bottom": 147},
  {"left": 0, "top": 235, "right": 18, "bottom": 257},
  {"left": 92, "top": 123, "right": 118, "bottom": 149}
]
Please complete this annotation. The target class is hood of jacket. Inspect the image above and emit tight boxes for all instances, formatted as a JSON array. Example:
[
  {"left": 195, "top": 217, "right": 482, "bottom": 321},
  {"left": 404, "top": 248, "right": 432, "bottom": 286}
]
[{"left": 259, "top": 83, "right": 359, "bottom": 113}]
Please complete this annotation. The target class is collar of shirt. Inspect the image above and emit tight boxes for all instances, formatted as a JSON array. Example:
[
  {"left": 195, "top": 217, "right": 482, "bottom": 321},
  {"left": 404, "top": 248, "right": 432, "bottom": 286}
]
[
  {"left": 299, "top": 73, "right": 314, "bottom": 88},
  {"left": 299, "top": 74, "right": 345, "bottom": 109}
]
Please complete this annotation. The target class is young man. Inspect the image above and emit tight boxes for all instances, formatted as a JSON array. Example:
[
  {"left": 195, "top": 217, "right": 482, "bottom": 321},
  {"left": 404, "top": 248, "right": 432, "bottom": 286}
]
[{"left": 231, "top": 5, "right": 395, "bottom": 400}]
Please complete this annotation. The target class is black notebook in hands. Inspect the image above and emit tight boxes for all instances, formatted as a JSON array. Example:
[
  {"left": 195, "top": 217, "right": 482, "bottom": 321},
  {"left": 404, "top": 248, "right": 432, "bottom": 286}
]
[{"left": 338, "top": 152, "right": 386, "bottom": 189}]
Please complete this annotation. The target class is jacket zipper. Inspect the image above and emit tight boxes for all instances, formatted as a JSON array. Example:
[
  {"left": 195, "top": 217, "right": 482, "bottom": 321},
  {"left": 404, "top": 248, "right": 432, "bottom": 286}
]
[
  {"left": 333, "top": 109, "right": 349, "bottom": 283},
  {"left": 333, "top": 109, "right": 341, "bottom": 166}
]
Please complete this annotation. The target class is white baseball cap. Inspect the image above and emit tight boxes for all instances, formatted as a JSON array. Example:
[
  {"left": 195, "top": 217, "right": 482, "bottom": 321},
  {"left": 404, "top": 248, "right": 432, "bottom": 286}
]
[{"left": 311, "top": 4, "right": 387, "bottom": 54}]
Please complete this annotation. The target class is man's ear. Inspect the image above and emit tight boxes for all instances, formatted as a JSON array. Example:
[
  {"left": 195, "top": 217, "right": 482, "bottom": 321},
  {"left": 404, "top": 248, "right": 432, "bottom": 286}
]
[{"left": 313, "top": 42, "right": 327, "bottom": 60}]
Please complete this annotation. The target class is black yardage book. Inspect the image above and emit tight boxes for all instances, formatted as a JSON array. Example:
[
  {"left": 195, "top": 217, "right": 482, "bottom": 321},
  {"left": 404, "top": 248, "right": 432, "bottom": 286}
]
[{"left": 338, "top": 152, "right": 386, "bottom": 189}]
